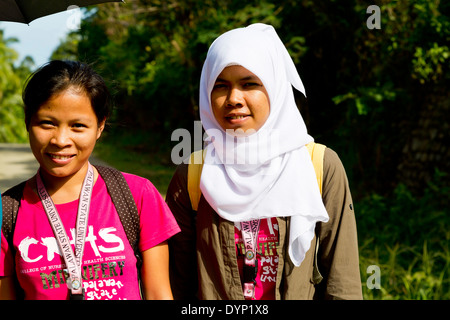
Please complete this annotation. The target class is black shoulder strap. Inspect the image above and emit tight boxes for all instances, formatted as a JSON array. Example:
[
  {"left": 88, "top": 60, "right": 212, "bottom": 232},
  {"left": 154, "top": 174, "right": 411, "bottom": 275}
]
[
  {"left": 2, "top": 182, "right": 27, "bottom": 299},
  {"left": 95, "top": 165, "right": 142, "bottom": 267},
  {"left": 1, "top": 181, "right": 27, "bottom": 244}
]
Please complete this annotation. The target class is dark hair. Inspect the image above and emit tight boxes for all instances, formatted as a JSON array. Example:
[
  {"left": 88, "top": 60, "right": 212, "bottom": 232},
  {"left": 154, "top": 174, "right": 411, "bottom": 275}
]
[{"left": 23, "top": 60, "right": 111, "bottom": 128}]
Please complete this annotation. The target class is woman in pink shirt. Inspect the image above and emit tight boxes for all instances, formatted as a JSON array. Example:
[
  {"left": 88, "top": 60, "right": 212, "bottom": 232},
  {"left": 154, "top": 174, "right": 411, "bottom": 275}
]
[{"left": 0, "top": 60, "right": 180, "bottom": 300}]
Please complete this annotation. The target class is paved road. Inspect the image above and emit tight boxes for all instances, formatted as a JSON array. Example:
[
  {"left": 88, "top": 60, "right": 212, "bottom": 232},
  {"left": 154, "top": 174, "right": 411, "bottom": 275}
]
[
  {"left": 0, "top": 143, "right": 108, "bottom": 192},
  {"left": 0, "top": 143, "right": 38, "bottom": 192}
]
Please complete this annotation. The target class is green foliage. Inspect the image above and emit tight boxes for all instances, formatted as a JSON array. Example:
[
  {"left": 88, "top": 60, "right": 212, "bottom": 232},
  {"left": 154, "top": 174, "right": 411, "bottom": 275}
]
[
  {"left": 412, "top": 43, "right": 449, "bottom": 83},
  {"left": 0, "top": 30, "right": 29, "bottom": 143},
  {"left": 358, "top": 170, "right": 449, "bottom": 299}
]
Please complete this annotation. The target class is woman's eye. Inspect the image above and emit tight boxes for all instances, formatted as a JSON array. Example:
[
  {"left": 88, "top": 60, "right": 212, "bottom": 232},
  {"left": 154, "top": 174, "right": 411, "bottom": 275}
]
[
  {"left": 213, "top": 83, "right": 227, "bottom": 90},
  {"left": 244, "top": 82, "right": 260, "bottom": 88},
  {"left": 73, "top": 123, "right": 87, "bottom": 129},
  {"left": 40, "top": 120, "right": 54, "bottom": 127}
]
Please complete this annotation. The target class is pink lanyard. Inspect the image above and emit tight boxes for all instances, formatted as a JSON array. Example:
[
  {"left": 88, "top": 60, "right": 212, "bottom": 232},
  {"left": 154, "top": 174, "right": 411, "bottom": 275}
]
[
  {"left": 36, "top": 163, "right": 94, "bottom": 299},
  {"left": 240, "top": 219, "right": 260, "bottom": 300}
]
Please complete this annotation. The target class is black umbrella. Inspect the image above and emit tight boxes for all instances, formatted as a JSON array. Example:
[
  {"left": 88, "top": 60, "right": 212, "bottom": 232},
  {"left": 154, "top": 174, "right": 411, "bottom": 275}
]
[{"left": 0, "top": 0, "right": 122, "bottom": 24}]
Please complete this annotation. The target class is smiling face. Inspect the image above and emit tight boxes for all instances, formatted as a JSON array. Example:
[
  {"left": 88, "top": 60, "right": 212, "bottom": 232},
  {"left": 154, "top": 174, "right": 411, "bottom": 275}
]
[
  {"left": 210, "top": 65, "right": 270, "bottom": 133},
  {"left": 28, "top": 87, "right": 105, "bottom": 183}
]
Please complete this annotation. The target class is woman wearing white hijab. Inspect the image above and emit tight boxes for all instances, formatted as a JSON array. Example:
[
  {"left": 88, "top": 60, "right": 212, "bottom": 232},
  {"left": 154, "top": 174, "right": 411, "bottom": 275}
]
[{"left": 166, "top": 24, "right": 362, "bottom": 300}]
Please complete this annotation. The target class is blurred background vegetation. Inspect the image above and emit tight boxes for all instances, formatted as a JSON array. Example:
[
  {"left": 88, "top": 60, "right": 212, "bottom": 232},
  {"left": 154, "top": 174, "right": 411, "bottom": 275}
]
[{"left": 1, "top": 0, "right": 448, "bottom": 299}]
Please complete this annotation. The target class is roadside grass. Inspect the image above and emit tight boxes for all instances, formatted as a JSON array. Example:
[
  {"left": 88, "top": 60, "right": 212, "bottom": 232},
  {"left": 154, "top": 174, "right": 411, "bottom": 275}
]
[
  {"left": 93, "top": 131, "right": 176, "bottom": 198},
  {"left": 94, "top": 133, "right": 449, "bottom": 300}
]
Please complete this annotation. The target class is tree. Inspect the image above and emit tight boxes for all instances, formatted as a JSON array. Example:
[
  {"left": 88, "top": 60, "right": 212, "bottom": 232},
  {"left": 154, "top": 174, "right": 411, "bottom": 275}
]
[{"left": 0, "top": 30, "right": 29, "bottom": 143}]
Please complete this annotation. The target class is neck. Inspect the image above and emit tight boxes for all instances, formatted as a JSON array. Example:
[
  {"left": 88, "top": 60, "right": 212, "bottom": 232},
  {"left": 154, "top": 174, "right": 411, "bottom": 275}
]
[{"left": 37, "top": 163, "right": 96, "bottom": 204}]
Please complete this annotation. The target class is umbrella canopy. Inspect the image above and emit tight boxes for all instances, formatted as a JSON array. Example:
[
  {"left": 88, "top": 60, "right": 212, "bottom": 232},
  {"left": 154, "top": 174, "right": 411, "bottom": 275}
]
[{"left": 0, "top": 0, "right": 122, "bottom": 24}]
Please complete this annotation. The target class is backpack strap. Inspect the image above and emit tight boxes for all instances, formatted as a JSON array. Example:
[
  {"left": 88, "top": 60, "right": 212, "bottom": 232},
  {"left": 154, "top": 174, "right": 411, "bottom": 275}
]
[
  {"left": 187, "top": 149, "right": 205, "bottom": 211},
  {"left": 2, "top": 181, "right": 27, "bottom": 299},
  {"left": 306, "top": 142, "right": 326, "bottom": 194},
  {"left": 306, "top": 142, "right": 326, "bottom": 284},
  {"left": 1, "top": 181, "right": 27, "bottom": 245},
  {"left": 187, "top": 142, "right": 327, "bottom": 285},
  {"left": 95, "top": 165, "right": 142, "bottom": 268}
]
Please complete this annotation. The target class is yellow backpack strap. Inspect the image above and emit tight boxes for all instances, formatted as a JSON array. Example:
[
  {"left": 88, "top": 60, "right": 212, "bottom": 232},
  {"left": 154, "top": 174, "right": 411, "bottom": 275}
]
[
  {"left": 306, "top": 141, "right": 326, "bottom": 195},
  {"left": 306, "top": 141, "right": 326, "bottom": 285},
  {"left": 187, "top": 150, "right": 205, "bottom": 211}
]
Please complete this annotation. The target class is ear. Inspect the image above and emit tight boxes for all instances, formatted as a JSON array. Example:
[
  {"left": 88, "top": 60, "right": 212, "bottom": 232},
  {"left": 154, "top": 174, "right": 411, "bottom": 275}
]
[{"left": 96, "top": 118, "right": 106, "bottom": 140}]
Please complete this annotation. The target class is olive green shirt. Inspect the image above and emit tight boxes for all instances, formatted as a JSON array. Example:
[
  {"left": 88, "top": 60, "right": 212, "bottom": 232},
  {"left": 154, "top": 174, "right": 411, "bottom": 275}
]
[{"left": 166, "top": 148, "right": 362, "bottom": 300}]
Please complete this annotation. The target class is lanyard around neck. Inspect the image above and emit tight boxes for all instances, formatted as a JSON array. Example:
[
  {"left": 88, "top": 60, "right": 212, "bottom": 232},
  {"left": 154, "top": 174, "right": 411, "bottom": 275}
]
[
  {"left": 240, "top": 219, "right": 260, "bottom": 300},
  {"left": 36, "top": 163, "right": 94, "bottom": 298}
]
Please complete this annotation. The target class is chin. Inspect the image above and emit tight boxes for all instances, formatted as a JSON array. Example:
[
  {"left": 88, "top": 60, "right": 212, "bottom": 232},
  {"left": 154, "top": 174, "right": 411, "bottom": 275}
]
[{"left": 40, "top": 163, "right": 83, "bottom": 179}]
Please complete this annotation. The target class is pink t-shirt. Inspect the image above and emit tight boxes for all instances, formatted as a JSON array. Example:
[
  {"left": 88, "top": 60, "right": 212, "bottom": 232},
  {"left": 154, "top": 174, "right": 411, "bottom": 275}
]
[
  {"left": 0, "top": 172, "right": 180, "bottom": 300},
  {"left": 235, "top": 217, "right": 279, "bottom": 300}
]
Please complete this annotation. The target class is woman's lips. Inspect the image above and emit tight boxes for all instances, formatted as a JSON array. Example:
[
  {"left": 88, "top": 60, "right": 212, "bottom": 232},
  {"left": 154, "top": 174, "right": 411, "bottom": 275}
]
[
  {"left": 225, "top": 114, "right": 250, "bottom": 124},
  {"left": 47, "top": 153, "right": 75, "bottom": 164}
]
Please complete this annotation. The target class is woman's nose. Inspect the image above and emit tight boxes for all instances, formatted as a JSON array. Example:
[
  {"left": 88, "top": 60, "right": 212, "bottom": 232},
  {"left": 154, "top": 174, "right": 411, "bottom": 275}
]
[
  {"left": 50, "top": 127, "right": 71, "bottom": 147},
  {"left": 227, "top": 87, "right": 244, "bottom": 107}
]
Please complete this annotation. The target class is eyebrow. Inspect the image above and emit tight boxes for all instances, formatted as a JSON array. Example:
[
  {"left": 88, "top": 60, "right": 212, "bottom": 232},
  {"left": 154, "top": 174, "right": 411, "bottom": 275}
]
[{"left": 215, "top": 75, "right": 260, "bottom": 82}]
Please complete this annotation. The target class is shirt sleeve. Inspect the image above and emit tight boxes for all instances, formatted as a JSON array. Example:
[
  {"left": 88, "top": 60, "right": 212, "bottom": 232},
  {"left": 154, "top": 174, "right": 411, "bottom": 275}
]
[
  {"left": 0, "top": 194, "right": 2, "bottom": 247},
  {"left": 165, "top": 163, "right": 199, "bottom": 300},
  {"left": 123, "top": 173, "right": 180, "bottom": 253},
  {"left": 316, "top": 148, "right": 363, "bottom": 300},
  {"left": 0, "top": 231, "right": 14, "bottom": 277}
]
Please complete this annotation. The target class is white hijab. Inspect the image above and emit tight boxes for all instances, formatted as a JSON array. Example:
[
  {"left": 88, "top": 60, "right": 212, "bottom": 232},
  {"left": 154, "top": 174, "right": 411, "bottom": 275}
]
[{"left": 199, "top": 23, "right": 329, "bottom": 266}]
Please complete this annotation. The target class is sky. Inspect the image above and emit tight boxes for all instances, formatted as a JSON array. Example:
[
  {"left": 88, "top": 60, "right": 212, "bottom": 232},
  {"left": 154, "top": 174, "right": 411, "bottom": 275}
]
[{"left": 0, "top": 8, "right": 81, "bottom": 68}]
